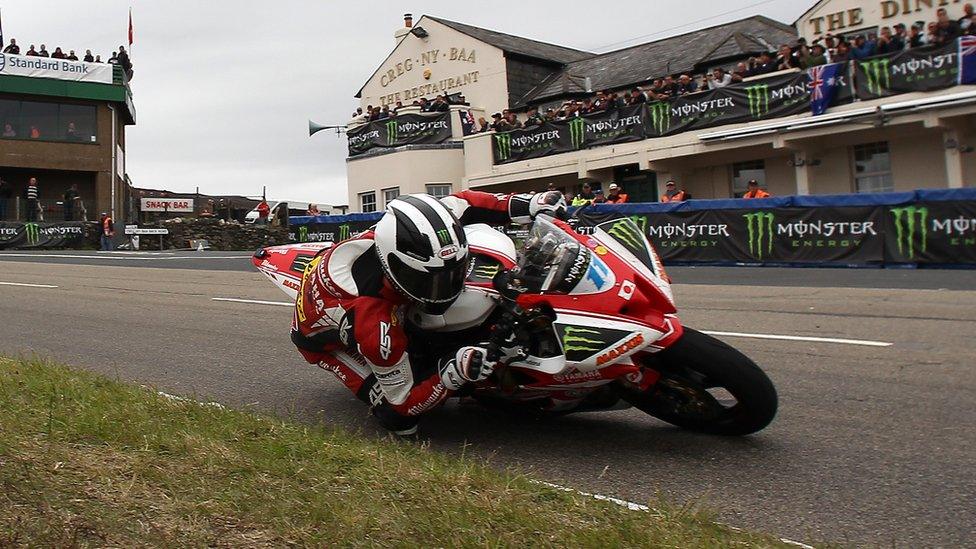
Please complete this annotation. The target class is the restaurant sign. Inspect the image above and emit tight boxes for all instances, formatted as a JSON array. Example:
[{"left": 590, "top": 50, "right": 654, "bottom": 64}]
[
  {"left": 799, "top": 0, "right": 973, "bottom": 42},
  {"left": 0, "top": 53, "right": 114, "bottom": 84}
]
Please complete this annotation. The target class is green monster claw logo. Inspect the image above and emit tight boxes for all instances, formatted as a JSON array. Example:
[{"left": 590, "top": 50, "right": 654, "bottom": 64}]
[
  {"left": 629, "top": 215, "right": 648, "bottom": 234},
  {"left": 569, "top": 117, "right": 585, "bottom": 149},
  {"left": 561, "top": 326, "right": 605, "bottom": 353},
  {"left": 494, "top": 133, "right": 512, "bottom": 161},
  {"left": 24, "top": 222, "right": 40, "bottom": 245},
  {"left": 649, "top": 102, "right": 670, "bottom": 134},
  {"left": 385, "top": 120, "right": 398, "bottom": 143},
  {"left": 472, "top": 264, "right": 500, "bottom": 279},
  {"left": 337, "top": 224, "right": 351, "bottom": 241},
  {"left": 743, "top": 211, "right": 775, "bottom": 259},
  {"left": 745, "top": 84, "right": 770, "bottom": 118},
  {"left": 608, "top": 219, "right": 645, "bottom": 250},
  {"left": 436, "top": 228, "right": 451, "bottom": 245},
  {"left": 862, "top": 58, "right": 891, "bottom": 96},
  {"left": 298, "top": 226, "right": 308, "bottom": 242},
  {"left": 890, "top": 206, "right": 928, "bottom": 259}
]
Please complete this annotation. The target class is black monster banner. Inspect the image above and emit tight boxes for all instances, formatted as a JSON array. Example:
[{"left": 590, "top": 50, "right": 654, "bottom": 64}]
[
  {"left": 854, "top": 43, "right": 959, "bottom": 100},
  {"left": 0, "top": 222, "right": 87, "bottom": 249},
  {"left": 493, "top": 122, "right": 570, "bottom": 164},
  {"left": 347, "top": 112, "right": 452, "bottom": 156},
  {"left": 884, "top": 201, "right": 976, "bottom": 263},
  {"left": 290, "top": 219, "right": 378, "bottom": 243}
]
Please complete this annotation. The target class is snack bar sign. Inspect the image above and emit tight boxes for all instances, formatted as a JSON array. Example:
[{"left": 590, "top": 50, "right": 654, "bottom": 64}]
[{"left": 140, "top": 198, "right": 194, "bottom": 213}]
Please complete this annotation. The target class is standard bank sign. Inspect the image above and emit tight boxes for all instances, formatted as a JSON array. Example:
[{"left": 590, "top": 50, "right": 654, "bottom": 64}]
[{"left": 0, "top": 52, "right": 114, "bottom": 84}]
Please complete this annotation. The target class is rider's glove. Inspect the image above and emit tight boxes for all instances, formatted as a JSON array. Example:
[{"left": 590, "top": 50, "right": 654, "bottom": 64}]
[
  {"left": 509, "top": 191, "right": 568, "bottom": 224},
  {"left": 440, "top": 346, "right": 495, "bottom": 391}
]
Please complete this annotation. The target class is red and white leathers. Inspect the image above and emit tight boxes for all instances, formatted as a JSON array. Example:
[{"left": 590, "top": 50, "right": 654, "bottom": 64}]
[{"left": 291, "top": 190, "right": 547, "bottom": 418}]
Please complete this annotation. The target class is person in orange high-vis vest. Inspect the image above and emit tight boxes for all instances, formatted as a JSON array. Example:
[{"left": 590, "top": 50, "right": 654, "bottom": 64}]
[
  {"left": 742, "top": 179, "right": 771, "bottom": 199},
  {"left": 99, "top": 212, "right": 115, "bottom": 251},
  {"left": 660, "top": 180, "right": 687, "bottom": 202}
]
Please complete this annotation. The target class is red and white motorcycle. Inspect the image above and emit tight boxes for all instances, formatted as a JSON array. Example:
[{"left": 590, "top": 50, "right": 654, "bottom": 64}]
[{"left": 253, "top": 215, "right": 777, "bottom": 435}]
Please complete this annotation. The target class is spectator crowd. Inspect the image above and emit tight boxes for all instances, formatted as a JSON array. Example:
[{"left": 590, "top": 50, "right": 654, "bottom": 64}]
[{"left": 2, "top": 38, "right": 134, "bottom": 80}]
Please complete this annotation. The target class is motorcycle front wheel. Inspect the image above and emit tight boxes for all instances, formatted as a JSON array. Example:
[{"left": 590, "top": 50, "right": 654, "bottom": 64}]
[{"left": 620, "top": 328, "right": 778, "bottom": 436}]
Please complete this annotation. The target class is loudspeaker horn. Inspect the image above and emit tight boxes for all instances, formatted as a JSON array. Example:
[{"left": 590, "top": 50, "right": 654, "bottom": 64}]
[{"left": 309, "top": 120, "right": 330, "bottom": 136}]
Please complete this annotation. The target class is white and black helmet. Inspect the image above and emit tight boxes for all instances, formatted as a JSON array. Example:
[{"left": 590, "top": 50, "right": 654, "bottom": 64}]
[{"left": 374, "top": 194, "right": 469, "bottom": 314}]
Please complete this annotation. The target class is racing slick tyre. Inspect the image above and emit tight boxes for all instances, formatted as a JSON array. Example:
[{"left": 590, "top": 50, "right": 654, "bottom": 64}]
[{"left": 620, "top": 328, "right": 777, "bottom": 436}]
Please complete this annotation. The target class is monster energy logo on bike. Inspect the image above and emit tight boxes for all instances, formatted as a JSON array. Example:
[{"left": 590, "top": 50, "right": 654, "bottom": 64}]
[
  {"left": 560, "top": 326, "right": 606, "bottom": 353},
  {"left": 24, "top": 222, "right": 40, "bottom": 245},
  {"left": 472, "top": 263, "right": 500, "bottom": 279},
  {"left": 743, "top": 211, "right": 775, "bottom": 259},
  {"left": 569, "top": 117, "right": 585, "bottom": 149},
  {"left": 890, "top": 206, "right": 928, "bottom": 259},
  {"left": 648, "top": 102, "right": 670, "bottom": 134},
  {"left": 862, "top": 58, "right": 891, "bottom": 96},
  {"left": 745, "top": 84, "right": 770, "bottom": 118},
  {"left": 494, "top": 133, "right": 512, "bottom": 161}
]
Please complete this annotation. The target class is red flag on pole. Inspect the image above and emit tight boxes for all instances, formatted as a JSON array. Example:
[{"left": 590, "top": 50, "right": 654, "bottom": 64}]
[{"left": 128, "top": 8, "right": 133, "bottom": 46}]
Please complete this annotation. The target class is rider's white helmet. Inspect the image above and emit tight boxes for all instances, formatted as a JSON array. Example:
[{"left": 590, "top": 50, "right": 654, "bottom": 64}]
[{"left": 374, "top": 194, "right": 469, "bottom": 314}]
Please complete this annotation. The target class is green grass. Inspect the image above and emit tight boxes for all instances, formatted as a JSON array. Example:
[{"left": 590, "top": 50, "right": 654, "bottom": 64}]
[{"left": 0, "top": 357, "right": 798, "bottom": 547}]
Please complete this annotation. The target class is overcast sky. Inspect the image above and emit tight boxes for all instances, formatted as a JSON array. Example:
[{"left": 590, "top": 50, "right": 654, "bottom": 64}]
[{"left": 2, "top": 0, "right": 810, "bottom": 205}]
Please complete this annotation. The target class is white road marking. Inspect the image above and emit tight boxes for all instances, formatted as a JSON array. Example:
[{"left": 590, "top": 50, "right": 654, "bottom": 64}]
[
  {"left": 212, "top": 297, "right": 292, "bottom": 307},
  {"left": 702, "top": 330, "right": 893, "bottom": 347},
  {"left": 0, "top": 281, "right": 58, "bottom": 289},
  {"left": 156, "top": 391, "right": 225, "bottom": 409},
  {"left": 533, "top": 480, "right": 814, "bottom": 549}
]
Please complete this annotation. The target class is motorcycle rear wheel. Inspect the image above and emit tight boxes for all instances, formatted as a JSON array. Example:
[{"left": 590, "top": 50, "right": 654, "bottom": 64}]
[{"left": 621, "top": 328, "right": 777, "bottom": 436}]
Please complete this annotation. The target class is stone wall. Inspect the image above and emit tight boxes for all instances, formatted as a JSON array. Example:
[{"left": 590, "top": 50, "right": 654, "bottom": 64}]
[{"left": 130, "top": 218, "right": 289, "bottom": 251}]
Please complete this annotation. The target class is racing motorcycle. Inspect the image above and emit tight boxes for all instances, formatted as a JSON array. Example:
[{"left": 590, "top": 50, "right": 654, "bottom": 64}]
[{"left": 252, "top": 215, "right": 777, "bottom": 435}]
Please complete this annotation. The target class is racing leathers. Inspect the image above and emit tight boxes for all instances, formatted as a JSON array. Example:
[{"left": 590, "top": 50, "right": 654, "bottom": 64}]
[{"left": 290, "top": 190, "right": 561, "bottom": 430}]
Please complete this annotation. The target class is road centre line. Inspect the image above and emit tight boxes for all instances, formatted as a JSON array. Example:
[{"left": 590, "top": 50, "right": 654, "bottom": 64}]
[
  {"left": 532, "top": 480, "right": 815, "bottom": 549},
  {"left": 212, "top": 297, "right": 293, "bottom": 307},
  {"left": 701, "top": 330, "right": 893, "bottom": 347},
  {"left": 0, "top": 281, "right": 58, "bottom": 289}
]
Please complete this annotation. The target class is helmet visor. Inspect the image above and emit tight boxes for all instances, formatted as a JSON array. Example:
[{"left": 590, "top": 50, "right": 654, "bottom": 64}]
[{"left": 387, "top": 254, "right": 468, "bottom": 307}]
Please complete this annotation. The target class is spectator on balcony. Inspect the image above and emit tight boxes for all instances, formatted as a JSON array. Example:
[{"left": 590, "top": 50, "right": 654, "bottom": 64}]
[
  {"left": 504, "top": 112, "right": 522, "bottom": 129},
  {"left": 25, "top": 177, "right": 39, "bottom": 222},
  {"left": 490, "top": 112, "right": 511, "bottom": 132},
  {"left": 524, "top": 106, "right": 545, "bottom": 127},
  {"left": 850, "top": 35, "right": 877, "bottom": 59},
  {"left": 66, "top": 50, "right": 78, "bottom": 61},
  {"left": 959, "top": 3, "right": 975, "bottom": 28},
  {"left": 660, "top": 180, "right": 687, "bottom": 203},
  {"left": 417, "top": 97, "right": 431, "bottom": 112},
  {"left": 94, "top": 55, "right": 102, "bottom": 63},
  {"left": 2, "top": 39, "right": 19, "bottom": 54},
  {"left": 876, "top": 26, "right": 904, "bottom": 54},
  {"left": 775, "top": 44, "right": 800, "bottom": 70},
  {"left": 84, "top": 49, "right": 95, "bottom": 62},
  {"left": 629, "top": 88, "right": 648, "bottom": 104},
  {"left": 430, "top": 95, "right": 450, "bottom": 112},
  {"left": 907, "top": 23, "right": 926, "bottom": 48},
  {"left": 38, "top": 44, "right": 49, "bottom": 57},
  {"left": 742, "top": 179, "right": 771, "bottom": 199},
  {"left": 117, "top": 46, "right": 133, "bottom": 79},
  {"left": 393, "top": 100, "right": 404, "bottom": 113},
  {"left": 379, "top": 106, "right": 392, "bottom": 119},
  {"left": 476, "top": 116, "right": 490, "bottom": 133},
  {"left": 731, "top": 62, "right": 750, "bottom": 83},
  {"left": 25, "top": 44, "right": 39, "bottom": 56},
  {"left": 662, "top": 75, "right": 680, "bottom": 97},
  {"left": 51, "top": 47, "right": 66, "bottom": 59},
  {"left": 832, "top": 40, "right": 851, "bottom": 62},
  {"left": 752, "top": 52, "right": 778, "bottom": 75},
  {"left": 707, "top": 68, "right": 733, "bottom": 89},
  {"left": 605, "top": 183, "right": 629, "bottom": 204},
  {"left": 801, "top": 45, "right": 828, "bottom": 68},
  {"left": 935, "top": 8, "right": 962, "bottom": 44},
  {"left": 2, "top": 123, "right": 15, "bottom": 138},
  {"left": 108, "top": 52, "right": 119, "bottom": 64},
  {"left": 571, "top": 183, "right": 596, "bottom": 206},
  {"left": 676, "top": 74, "right": 698, "bottom": 95},
  {"left": 307, "top": 203, "right": 320, "bottom": 216}
]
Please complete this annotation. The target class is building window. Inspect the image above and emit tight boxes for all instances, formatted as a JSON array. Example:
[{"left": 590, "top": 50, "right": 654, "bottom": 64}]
[
  {"left": 425, "top": 183, "right": 452, "bottom": 198},
  {"left": 0, "top": 99, "right": 97, "bottom": 143},
  {"left": 732, "top": 160, "right": 766, "bottom": 197},
  {"left": 359, "top": 192, "right": 377, "bottom": 213},
  {"left": 853, "top": 142, "right": 893, "bottom": 193},
  {"left": 383, "top": 187, "right": 400, "bottom": 207}
]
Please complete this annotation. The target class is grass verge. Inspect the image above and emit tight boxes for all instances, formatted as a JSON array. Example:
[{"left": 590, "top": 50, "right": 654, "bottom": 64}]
[{"left": 0, "top": 357, "right": 796, "bottom": 547}]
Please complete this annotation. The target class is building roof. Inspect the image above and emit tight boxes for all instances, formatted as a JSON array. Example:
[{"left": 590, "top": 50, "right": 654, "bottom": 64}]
[
  {"left": 424, "top": 16, "right": 594, "bottom": 64},
  {"left": 516, "top": 16, "right": 798, "bottom": 106}
]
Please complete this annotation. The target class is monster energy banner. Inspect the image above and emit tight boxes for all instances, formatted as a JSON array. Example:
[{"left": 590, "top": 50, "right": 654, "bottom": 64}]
[
  {"left": 885, "top": 201, "right": 976, "bottom": 263},
  {"left": 0, "top": 222, "right": 87, "bottom": 249},
  {"left": 347, "top": 112, "right": 453, "bottom": 156},
  {"left": 288, "top": 219, "right": 377, "bottom": 243},
  {"left": 493, "top": 121, "right": 570, "bottom": 164},
  {"left": 854, "top": 43, "right": 959, "bottom": 100}
]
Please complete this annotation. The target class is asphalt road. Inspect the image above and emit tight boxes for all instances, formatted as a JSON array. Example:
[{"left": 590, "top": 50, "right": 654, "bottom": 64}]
[{"left": 0, "top": 255, "right": 973, "bottom": 546}]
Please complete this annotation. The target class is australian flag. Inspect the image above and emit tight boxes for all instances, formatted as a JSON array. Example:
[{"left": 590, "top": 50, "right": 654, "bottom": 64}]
[
  {"left": 958, "top": 35, "right": 976, "bottom": 84},
  {"left": 807, "top": 62, "right": 844, "bottom": 116},
  {"left": 459, "top": 109, "right": 477, "bottom": 136}
]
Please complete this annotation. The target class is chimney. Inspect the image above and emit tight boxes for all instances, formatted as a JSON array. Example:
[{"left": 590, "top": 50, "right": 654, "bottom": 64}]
[{"left": 394, "top": 13, "right": 412, "bottom": 41}]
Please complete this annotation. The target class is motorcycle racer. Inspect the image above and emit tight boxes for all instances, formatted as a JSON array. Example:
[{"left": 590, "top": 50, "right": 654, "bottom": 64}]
[{"left": 291, "top": 190, "right": 566, "bottom": 435}]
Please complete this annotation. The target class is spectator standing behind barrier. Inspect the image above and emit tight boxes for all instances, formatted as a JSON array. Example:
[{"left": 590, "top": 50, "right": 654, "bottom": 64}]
[
  {"left": 256, "top": 199, "right": 270, "bottom": 225},
  {"left": 51, "top": 47, "right": 65, "bottom": 59},
  {"left": 63, "top": 184, "right": 79, "bottom": 221},
  {"left": 2, "top": 39, "right": 20, "bottom": 54},
  {"left": 117, "top": 46, "right": 133, "bottom": 80},
  {"left": 25, "top": 44, "right": 38, "bottom": 56},
  {"left": 307, "top": 203, "right": 320, "bottom": 216},
  {"left": 742, "top": 179, "right": 771, "bottom": 199},
  {"left": 38, "top": 44, "right": 49, "bottom": 57},
  {"left": 84, "top": 49, "right": 94, "bottom": 62},
  {"left": 660, "top": 180, "right": 688, "bottom": 203},
  {"left": 66, "top": 50, "right": 78, "bottom": 61},
  {"left": 0, "top": 177, "right": 11, "bottom": 220},
  {"left": 25, "top": 177, "right": 39, "bottom": 222},
  {"left": 605, "top": 183, "right": 628, "bottom": 204},
  {"left": 100, "top": 212, "right": 115, "bottom": 251},
  {"left": 707, "top": 68, "right": 732, "bottom": 89},
  {"left": 571, "top": 183, "right": 596, "bottom": 206}
]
